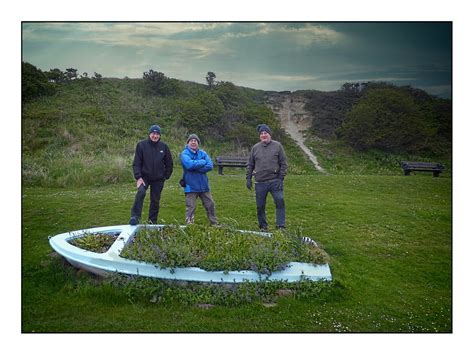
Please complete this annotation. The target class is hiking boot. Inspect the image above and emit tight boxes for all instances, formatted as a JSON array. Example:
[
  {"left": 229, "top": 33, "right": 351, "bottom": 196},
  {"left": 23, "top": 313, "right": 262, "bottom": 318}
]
[{"left": 129, "top": 216, "right": 139, "bottom": 225}]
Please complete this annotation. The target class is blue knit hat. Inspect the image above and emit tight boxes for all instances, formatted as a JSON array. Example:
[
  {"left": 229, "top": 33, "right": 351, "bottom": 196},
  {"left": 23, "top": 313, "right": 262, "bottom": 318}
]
[
  {"left": 257, "top": 124, "right": 271, "bottom": 134},
  {"left": 148, "top": 124, "right": 161, "bottom": 134}
]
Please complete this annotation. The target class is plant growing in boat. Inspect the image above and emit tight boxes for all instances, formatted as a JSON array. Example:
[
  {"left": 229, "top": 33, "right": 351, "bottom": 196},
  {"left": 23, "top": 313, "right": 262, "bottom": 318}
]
[
  {"left": 120, "top": 224, "right": 329, "bottom": 275},
  {"left": 68, "top": 232, "right": 118, "bottom": 253}
]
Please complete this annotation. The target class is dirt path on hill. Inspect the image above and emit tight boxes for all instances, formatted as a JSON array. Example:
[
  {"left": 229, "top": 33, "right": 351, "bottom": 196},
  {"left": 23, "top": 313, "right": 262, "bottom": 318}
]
[{"left": 268, "top": 95, "right": 327, "bottom": 174}]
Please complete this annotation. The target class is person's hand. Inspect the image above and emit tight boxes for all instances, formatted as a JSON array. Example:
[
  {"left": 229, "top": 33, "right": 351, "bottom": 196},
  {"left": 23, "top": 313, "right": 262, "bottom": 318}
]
[
  {"left": 246, "top": 177, "right": 253, "bottom": 191},
  {"left": 136, "top": 178, "right": 145, "bottom": 188}
]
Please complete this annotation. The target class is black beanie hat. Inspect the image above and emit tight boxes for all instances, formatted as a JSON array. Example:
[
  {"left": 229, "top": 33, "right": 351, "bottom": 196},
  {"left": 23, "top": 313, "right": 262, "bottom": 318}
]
[
  {"left": 148, "top": 124, "right": 161, "bottom": 134},
  {"left": 257, "top": 124, "right": 271, "bottom": 134},
  {"left": 187, "top": 133, "right": 200, "bottom": 144}
]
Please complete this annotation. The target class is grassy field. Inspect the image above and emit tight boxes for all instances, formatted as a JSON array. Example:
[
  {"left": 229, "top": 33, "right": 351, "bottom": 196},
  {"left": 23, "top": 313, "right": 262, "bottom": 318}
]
[{"left": 21, "top": 170, "right": 452, "bottom": 332}]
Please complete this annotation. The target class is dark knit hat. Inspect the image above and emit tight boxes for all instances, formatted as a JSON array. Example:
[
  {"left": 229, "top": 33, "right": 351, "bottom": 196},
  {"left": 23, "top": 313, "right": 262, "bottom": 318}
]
[
  {"left": 187, "top": 133, "right": 200, "bottom": 144},
  {"left": 148, "top": 124, "right": 161, "bottom": 134},
  {"left": 257, "top": 124, "right": 271, "bottom": 134}
]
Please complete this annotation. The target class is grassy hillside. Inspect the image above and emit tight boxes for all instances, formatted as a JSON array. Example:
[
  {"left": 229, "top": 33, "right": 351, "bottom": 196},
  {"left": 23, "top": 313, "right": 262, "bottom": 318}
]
[{"left": 22, "top": 78, "right": 316, "bottom": 187}]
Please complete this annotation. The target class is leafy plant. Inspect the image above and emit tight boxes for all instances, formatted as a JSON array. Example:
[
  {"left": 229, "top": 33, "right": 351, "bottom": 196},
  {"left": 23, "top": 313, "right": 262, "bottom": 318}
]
[
  {"left": 120, "top": 224, "right": 329, "bottom": 275},
  {"left": 68, "top": 232, "right": 118, "bottom": 253}
]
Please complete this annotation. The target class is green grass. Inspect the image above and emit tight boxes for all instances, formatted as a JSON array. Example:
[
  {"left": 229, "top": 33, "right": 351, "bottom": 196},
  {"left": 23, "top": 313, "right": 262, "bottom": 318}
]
[
  {"left": 22, "top": 171, "right": 452, "bottom": 332},
  {"left": 305, "top": 137, "right": 452, "bottom": 176}
]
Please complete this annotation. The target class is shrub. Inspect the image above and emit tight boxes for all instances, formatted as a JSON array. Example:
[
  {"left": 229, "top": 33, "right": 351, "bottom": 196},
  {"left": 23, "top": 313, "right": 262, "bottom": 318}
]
[{"left": 120, "top": 224, "right": 329, "bottom": 275}]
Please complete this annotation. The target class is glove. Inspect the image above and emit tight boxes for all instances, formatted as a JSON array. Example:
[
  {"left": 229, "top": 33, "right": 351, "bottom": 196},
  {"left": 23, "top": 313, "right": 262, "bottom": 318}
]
[
  {"left": 246, "top": 177, "right": 253, "bottom": 190},
  {"left": 275, "top": 178, "right": 284, "bottom": 191}
]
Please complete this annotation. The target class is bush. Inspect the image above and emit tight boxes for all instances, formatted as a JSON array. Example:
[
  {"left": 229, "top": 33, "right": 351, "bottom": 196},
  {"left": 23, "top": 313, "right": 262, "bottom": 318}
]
[
  {"left": 340, "top": 87, "right": 433, "bottom": 154},
  {"left": 178, "top": 91, "right": 225, "bottom": 133},
  {"left": 22, "top": 62, "right": 56, "bottom": 101}
]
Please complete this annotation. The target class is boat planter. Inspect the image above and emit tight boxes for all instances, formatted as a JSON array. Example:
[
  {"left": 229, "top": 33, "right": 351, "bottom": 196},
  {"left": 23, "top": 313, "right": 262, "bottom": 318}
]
[{"left": 49, "top": 225, "right": 332, "bottom": 283}]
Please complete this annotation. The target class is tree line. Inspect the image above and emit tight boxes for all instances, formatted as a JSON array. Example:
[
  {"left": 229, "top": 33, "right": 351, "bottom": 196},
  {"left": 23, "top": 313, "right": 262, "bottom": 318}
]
[
  {"left": 303, "top": 82, "right": 452, "bottom": 156},
  {"left": 22, "top": 61, "right": 451, "bottom": 157}
]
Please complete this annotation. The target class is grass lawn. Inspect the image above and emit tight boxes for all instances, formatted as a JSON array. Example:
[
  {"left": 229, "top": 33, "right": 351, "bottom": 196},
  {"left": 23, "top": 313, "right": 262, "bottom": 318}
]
[{"left": 21, "top": 171, "right": 452, "bottom": 332}]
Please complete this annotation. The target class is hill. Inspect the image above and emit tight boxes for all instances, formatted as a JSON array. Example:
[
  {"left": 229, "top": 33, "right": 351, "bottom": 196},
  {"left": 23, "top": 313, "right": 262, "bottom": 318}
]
[
  {"left": 22, "top": 62, "right": 452, "bottom": 186},
  {"left": 22, "top": 63, "right": 316, "bottom": 187}
]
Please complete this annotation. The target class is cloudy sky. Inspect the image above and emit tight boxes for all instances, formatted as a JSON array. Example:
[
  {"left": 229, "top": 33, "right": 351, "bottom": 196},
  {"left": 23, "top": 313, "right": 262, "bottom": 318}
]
[{"left": 22, "top": 22, "right": 452, "bottom": 97}]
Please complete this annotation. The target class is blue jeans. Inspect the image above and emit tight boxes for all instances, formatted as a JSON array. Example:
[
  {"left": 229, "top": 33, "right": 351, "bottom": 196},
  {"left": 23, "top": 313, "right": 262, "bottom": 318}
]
[{"left": 255, "top": 180, "right": 285, "bottom": 229}]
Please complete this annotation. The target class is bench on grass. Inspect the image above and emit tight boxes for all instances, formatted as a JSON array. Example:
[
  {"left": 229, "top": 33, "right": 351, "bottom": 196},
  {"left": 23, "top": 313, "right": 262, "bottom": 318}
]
[
  {"left": 215, "top": 156, "right": 248, "bottom": 175},
  {"left": 400, "top": 161, "right": 445, "bottom": 177}
]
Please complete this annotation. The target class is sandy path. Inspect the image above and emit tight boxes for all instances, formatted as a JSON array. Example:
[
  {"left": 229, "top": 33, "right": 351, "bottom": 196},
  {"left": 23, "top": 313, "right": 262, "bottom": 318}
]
[{"left": 276, "top": 96, "right": 327, "bottom": 174}]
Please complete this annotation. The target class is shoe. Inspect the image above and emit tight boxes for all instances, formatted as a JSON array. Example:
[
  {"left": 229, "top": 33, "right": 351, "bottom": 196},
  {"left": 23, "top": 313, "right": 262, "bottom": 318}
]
[
  {"left": 260, "top": 226, "right": 269, "bottom": 232},
  {"left": 129, "top": 216, "right": 139, "bottom": 225},
  {"left": 276, "top": 226, "right": 286, "bottom": 230},
  {"left": 148, "top": 220, "right": 156, "bottom": 225}
]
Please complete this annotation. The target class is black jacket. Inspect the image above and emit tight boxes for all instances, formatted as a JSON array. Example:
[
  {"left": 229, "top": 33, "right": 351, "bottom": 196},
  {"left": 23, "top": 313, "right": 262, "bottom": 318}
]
[{"left": 132, "top": 138, "right": 173, "bottom": 182}]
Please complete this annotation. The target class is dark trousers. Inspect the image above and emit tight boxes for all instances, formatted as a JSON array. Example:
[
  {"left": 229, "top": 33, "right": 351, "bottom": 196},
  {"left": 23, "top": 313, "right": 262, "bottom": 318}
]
[
  {"left": 255, "top": 180, "right": 285, "bottom": 229},
  {"left": 130, "top": 180, "right": 164, "bottom": 223}
]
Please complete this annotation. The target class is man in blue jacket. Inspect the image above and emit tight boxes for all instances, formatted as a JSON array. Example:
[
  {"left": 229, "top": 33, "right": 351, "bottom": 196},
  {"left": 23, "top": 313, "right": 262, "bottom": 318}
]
[
  {"left": 129, "top": 124, "right": 173, "bottom": 225},
  {"left": 180, "top": 134, "right": 218, "bottom": 225}
]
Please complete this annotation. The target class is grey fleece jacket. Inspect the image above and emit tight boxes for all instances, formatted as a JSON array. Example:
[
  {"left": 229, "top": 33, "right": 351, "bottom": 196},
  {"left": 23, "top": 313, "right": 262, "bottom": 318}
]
[{"left": 246, "top": 140, "right": 288, "bottom": 182}]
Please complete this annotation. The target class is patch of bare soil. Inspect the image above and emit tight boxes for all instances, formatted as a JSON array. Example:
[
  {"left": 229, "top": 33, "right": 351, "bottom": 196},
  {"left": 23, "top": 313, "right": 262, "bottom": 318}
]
[{"left": 267, "top": 94, "right": 327, "bottom": 174}]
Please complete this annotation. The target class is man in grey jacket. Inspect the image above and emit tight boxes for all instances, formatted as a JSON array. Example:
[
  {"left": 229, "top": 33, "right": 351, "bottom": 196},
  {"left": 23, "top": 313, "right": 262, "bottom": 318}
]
[{"left": 246, "top": 124, "right": 288, "bottom": 231}]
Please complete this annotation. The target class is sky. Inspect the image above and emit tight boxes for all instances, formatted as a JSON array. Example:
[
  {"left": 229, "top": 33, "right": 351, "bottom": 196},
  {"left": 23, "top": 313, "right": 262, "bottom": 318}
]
[{"left": 22, "top": 22, "right": 452, "bottom": 98}]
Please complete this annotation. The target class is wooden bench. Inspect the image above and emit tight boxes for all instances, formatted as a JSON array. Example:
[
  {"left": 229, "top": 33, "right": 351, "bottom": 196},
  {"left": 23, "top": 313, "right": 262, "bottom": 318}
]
[
  {"left": 215, "top": 156, "right": 248, "bottom": 175},
  {"left": 400, "top": 161, "right": 445, "bottom": 177}
]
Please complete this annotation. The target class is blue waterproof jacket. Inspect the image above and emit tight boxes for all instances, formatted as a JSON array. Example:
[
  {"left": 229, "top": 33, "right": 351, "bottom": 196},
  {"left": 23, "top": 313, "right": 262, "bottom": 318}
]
[{"left": 180, "top": 145, "right": 213, "bottom": 193}]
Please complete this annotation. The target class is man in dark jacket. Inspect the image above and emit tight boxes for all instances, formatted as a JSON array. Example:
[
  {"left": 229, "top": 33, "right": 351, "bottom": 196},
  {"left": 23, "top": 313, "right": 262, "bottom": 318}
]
[
  {"left": 129, "top": 124, "right": 173, "bottom": 225},
  {"left": 180, "top": 133, "right": 218, "bottom": 225},
  {"left": 246, "top": 124, "right": 288, "bottom": 231}
]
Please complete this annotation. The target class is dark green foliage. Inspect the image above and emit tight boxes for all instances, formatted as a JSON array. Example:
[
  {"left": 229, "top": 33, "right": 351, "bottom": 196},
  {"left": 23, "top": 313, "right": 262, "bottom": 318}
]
[
  {"left": 45, "top": 68, "right": 66, "bottom": 83},
  {"left": 303, "top": 81, "right": 451, "bottom": 156},
  {"left": 302, "top": 88, "right": 364, "bottom": 138},
  {"left": 22, "top": 62, "right": 56, "bottom": 101},
  {"left": 93, "top": 72, "right": 103, "bottom": 83},
  {"left": 340, "top": 86, "right": 447, "bottom": 154},
  {"left": 178, "top": 90, "right": 225, "bottom": 133},
  {"left": 143, "top": 69, "right": 181, "bottom": 96},
  {"left": 206, "top": 71, "right": 216, "bottom": 87},
  {"left": 214, "top": 81, "right": 244, "bottom": 109},
  {"left": 65, "top": 68, "right": 78, "bottom": 81}
]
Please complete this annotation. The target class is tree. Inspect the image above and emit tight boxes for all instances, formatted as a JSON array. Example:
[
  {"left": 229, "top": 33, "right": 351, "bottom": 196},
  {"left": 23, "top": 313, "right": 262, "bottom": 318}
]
[
  {"left": 143, "top": 69, "right": 181, "bottom": 96},
  {"left": 22, "top": 61, "right": 56, "bottom": 101},
  {"left": 45, "top": 68, "right": 65, "bottom": 83},
  {"left": 65, "top": 68, "right": 78, "bottom": 81},
  {"left": 93, "top": 72, "right": 103, "bottom": 83},
  {"left": 340, "top": 87, "right": 431, "bottom": 153},
  {"left": 214, "top": 81, "right": 242, "bottom": 109},
  {"left": 179, "top": 91, "right": 225, "bottom": 133},
  {"left": 206, "top": 71, "right": 216, "bottom": 87}
]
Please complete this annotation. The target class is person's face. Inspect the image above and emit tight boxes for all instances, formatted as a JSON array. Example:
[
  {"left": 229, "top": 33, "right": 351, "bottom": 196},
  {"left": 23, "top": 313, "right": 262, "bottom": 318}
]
[
  {"left": 188, "top": 138, "right": 199, "bottom": 150},
  {"left": 149, "top": 132, "right": 160, "bottom": 142},
  {"left": 259, "top": 130, "right": 271, "bottom": 143}
]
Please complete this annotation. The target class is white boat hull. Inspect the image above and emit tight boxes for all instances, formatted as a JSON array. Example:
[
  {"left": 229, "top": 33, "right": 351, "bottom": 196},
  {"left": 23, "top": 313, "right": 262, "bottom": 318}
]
[{"left": 49, "top": 225, "right": 332, "bottom": 283}]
